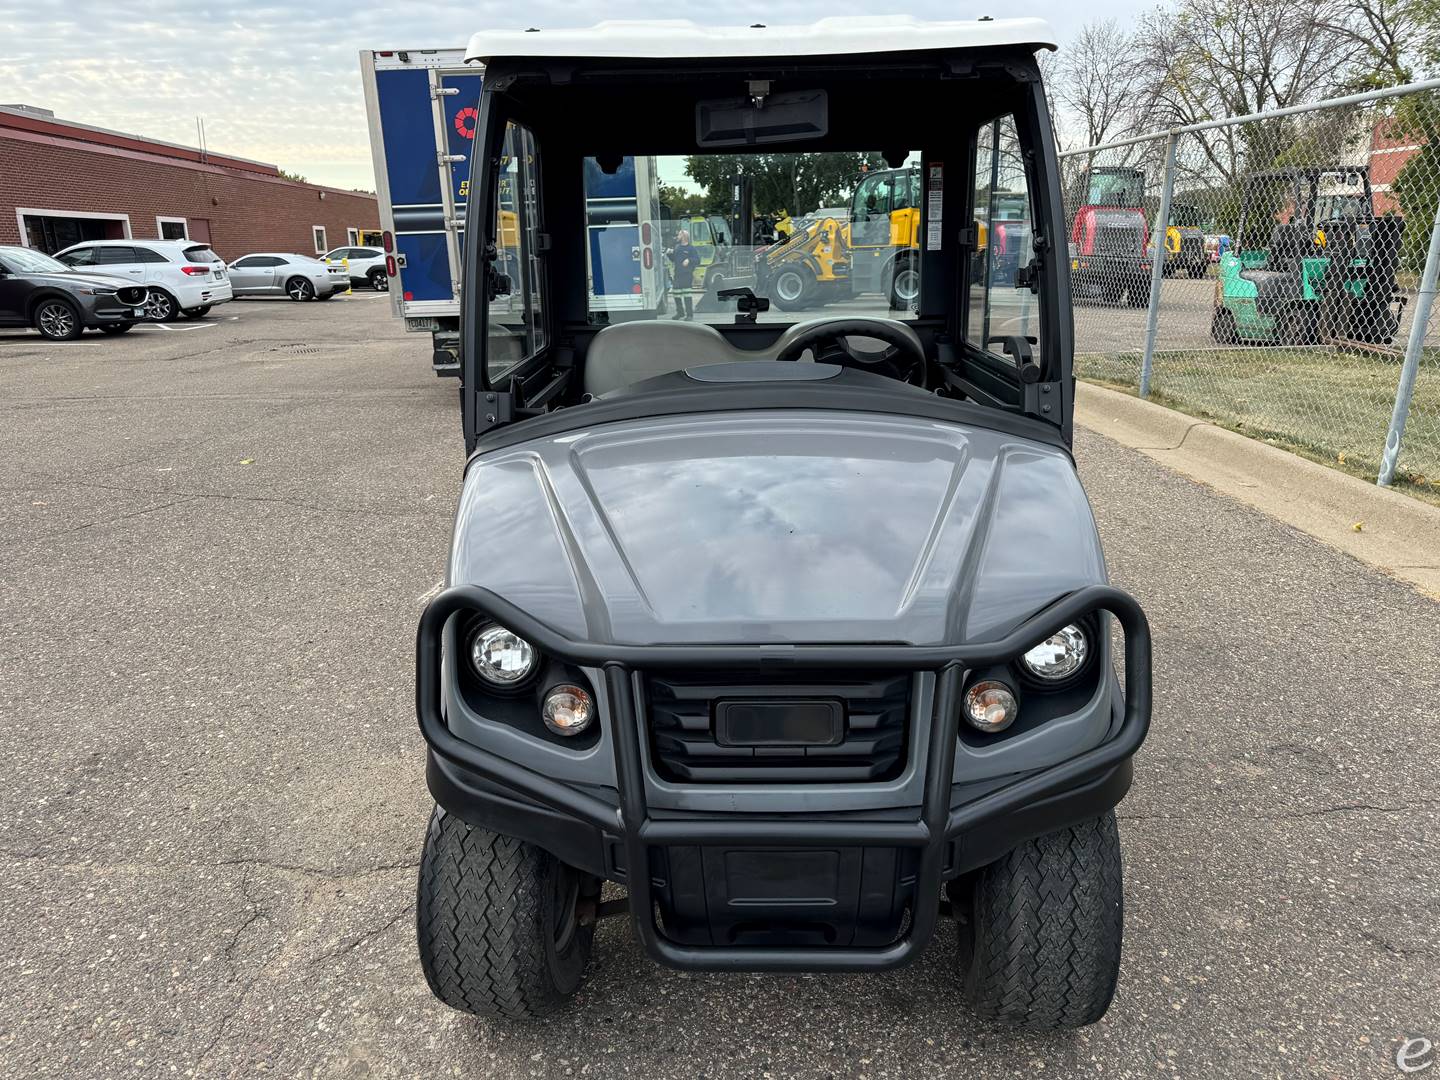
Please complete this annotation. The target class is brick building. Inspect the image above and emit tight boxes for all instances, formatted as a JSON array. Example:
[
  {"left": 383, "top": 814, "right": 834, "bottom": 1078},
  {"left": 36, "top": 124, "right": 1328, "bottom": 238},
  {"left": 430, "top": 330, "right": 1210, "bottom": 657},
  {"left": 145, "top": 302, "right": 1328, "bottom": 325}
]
[
  {"left": 0, "top": 105, "right": 379, "bottom": 258},
  {"left": 1368, "top": 118, "right": 1424, "bottom": 216}
]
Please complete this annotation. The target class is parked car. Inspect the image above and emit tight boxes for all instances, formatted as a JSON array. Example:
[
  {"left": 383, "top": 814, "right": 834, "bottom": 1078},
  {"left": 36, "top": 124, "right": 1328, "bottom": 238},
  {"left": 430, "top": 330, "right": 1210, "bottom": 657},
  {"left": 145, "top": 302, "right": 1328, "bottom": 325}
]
[
  {"left": 322, "top": 246, "right": 387, "bottom": 291},
  {"left": 0, "top": 244, "right": 150, "bottom": 341},
  {"left": 53, "top": 239, "right": 231, "bottom": 322},
  {"left": 227, "top": 253, "right": 348, "bottom": 301}
]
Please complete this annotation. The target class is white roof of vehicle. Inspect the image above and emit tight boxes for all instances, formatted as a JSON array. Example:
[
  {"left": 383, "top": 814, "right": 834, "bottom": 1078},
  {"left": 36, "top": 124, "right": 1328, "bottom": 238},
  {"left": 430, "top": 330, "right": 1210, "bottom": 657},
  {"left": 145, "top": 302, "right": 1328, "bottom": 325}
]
[
  {"left": 63, "top": 239, "right": 204, "bottom": 248},
  {"left": 465, "top": 17, "right": 1056, "bottom": 64}
]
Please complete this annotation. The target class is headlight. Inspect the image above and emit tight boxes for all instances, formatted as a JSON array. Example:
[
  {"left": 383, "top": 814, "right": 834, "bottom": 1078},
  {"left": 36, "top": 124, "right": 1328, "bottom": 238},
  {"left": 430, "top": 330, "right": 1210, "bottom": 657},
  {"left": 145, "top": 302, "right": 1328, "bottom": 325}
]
[
  {"left": 1021, "top": 624, "right": 1089, "bottom": 682},
  {"left": 963, "top": 680, "right": 1019, "bottom": 732},
  {"left": 542, "top": 684, "right": 594, "bottom": 737},
  {"left": 468, "top": 623, "right": 537, "bottom": 686}
]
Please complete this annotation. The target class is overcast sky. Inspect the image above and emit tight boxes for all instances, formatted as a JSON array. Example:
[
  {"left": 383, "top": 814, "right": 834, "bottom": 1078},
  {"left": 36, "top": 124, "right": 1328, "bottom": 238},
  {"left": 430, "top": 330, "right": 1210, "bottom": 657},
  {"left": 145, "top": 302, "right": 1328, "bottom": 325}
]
[{"left": 0, "top": 1, "right": 1149, "bottom": 190}]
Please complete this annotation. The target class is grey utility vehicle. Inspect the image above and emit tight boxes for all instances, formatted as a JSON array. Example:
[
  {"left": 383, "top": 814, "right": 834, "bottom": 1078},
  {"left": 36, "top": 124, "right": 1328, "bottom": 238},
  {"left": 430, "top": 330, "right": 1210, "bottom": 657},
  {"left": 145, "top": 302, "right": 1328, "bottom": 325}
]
[{"left": 413, "top": 17, "right": 1152, "bottom": 1031}]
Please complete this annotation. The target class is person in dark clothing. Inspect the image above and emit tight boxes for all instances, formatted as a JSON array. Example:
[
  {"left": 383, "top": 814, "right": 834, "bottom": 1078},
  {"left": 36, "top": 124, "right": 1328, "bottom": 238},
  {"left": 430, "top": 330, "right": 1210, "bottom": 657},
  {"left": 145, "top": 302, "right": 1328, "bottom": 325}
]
[{"left": 667, "top": 229, "right": 700, "bottom": 319}]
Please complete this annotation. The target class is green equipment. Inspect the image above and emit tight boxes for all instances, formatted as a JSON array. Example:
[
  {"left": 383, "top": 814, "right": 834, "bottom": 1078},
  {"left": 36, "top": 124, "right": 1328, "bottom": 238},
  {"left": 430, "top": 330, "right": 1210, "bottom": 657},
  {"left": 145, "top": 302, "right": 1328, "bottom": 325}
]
[{"left": 1211, "top": 166, "right": 1403, "bottom": 346}]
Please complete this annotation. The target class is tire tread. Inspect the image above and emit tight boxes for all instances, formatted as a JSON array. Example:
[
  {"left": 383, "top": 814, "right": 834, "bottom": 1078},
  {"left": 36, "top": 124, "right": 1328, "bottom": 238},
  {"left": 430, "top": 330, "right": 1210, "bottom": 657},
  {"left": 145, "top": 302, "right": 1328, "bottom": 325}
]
[
  {"left": 416, "top": 806, "right": 590, "bottom": 1020},
  {"left": 961, "top": 812, "right": 1123, "bottom": 1030}
]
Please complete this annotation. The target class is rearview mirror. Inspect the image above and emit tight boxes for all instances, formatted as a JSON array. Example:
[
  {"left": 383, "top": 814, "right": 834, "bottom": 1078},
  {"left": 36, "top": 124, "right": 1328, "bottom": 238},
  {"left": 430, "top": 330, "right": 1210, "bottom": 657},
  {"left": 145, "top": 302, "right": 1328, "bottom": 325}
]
[{"left": 696, "top": 89, "right": 827, "bottom": 148}]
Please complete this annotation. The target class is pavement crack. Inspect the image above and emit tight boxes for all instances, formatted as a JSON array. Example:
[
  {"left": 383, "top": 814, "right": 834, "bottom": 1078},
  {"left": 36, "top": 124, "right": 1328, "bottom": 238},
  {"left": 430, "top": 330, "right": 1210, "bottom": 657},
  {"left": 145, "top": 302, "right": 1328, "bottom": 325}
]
[
  {"left": 215, "top": 856, "right": 421, "bottom": 880},
  {"left": 311, "top": 906, "right": 410, "bottom": 965},
  {"left": 0, "top": 496, "right": 198, "bottom": 548}
]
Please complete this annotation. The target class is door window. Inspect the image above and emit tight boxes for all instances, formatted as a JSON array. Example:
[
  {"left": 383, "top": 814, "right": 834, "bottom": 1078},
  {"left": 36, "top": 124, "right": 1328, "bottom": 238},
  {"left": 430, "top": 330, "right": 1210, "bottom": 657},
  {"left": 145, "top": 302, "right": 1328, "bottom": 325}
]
[
  {"left": 57, "top": 247, "right": 96, "bottom": 267},
  {"left": 95, "top": 247, "right": 139, "bottom": 265},
  {"left": 967, "top": 115, "right": 1043, "bottom": 357},
  {"left": 852, "top": 172, "right": 896, "bottom": 247},
  {"left": 486, "top": 122, "right": 546, "bottom": 385}
]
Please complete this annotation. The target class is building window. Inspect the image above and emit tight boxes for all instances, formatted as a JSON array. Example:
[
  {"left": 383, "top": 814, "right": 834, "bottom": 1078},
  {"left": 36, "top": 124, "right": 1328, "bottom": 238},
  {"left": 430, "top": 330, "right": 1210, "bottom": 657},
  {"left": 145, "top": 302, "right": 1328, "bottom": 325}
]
[
  {"left": 313, "top": 226, "right": 327, "bottom": 253},
  {"left": 346, "top": 227, "right": 359, "bottom": 246},
  {"left": 16, "top": 208, "right": 131, "bottom": 254},
  {"left": 156, "top": 216, "right": 188, "bottom": 240}
]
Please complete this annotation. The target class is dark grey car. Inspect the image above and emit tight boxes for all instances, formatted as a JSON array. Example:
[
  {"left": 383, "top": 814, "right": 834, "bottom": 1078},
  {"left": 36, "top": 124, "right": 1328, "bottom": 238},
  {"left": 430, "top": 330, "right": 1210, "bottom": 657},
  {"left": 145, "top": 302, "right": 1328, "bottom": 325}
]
[{"left": 0, "top": 246, "right": 149, "bottom": 340}]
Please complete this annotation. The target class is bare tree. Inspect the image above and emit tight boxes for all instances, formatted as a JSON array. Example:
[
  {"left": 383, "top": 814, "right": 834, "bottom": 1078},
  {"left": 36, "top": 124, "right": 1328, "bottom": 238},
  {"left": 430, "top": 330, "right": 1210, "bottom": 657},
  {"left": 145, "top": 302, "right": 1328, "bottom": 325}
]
[
  {"left": 1049, "top": 21, "right": 1150, "bottom": 151},
  {"left": 1136, "top": 0, "right": 1371, "bottom": 181}
]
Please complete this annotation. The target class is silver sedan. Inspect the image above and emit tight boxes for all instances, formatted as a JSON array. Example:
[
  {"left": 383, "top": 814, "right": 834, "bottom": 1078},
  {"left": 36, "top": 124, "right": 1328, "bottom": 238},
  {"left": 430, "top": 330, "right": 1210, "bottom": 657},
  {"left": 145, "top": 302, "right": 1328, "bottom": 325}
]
[{"left": 225, "top": 253, "right": 348, "bottom": 301}]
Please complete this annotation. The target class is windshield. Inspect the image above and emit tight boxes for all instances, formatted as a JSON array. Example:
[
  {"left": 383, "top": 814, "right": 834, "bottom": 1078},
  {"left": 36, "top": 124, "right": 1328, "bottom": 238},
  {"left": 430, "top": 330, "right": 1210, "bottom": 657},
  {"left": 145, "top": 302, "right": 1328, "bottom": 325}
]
[
  {"left": 1085, "top": 170, "right": 1144, "bottom": 208},
  {"left": 0, "top": 247, "right": 70, "bottom": 274},
  {"left": 579, "top": 151, "right": 921, "bottom": 325}
]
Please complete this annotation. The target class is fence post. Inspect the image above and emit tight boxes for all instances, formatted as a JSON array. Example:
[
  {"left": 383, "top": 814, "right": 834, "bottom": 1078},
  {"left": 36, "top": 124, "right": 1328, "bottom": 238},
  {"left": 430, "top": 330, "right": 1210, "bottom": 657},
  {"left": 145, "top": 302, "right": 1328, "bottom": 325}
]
[
  {"left": 1139, "top": 133, "right": 1179, "bottom": 399},
  {"left": 1378, "top": 196, "right": 1440, "bottom": 487}
]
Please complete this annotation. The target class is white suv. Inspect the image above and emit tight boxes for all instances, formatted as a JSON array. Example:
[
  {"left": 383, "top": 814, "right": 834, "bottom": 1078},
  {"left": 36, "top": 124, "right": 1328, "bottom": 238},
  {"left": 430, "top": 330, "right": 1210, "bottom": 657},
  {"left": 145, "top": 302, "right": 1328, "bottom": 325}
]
[
  {"left": 322, "top": 246, "right": 387, "bottom": 291},
  {"left": 54, "top": 239, "right": 233, "bottom": 321}
]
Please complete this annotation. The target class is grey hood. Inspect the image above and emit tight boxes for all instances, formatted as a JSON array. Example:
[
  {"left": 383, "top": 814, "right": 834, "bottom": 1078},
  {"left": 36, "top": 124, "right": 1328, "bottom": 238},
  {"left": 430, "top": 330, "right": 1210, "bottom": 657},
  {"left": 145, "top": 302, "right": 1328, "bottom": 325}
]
[
  {"left": 25, "top": 270, "right": 142, "bottom": 291},
  {"left": 449, "top": 410, "right": 1107, "bottom": 646}
]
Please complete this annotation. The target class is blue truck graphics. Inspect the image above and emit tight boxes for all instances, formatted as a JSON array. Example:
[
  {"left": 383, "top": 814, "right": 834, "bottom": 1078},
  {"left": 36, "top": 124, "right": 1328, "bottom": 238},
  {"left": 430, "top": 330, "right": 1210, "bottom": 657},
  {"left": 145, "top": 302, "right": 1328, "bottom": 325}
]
[
  {"left": 362, "top": 48, "right": 665, "bottom": 375},
  {"left": 361, "top": 48, "right": 481, "bottom": 375}
]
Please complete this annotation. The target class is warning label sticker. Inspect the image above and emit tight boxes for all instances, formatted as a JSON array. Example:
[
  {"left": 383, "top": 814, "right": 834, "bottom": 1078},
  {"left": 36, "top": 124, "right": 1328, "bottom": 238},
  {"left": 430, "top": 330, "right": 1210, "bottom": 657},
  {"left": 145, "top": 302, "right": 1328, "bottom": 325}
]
[{"left": 926, "top": 162, "right": 944, "bottom": 251}]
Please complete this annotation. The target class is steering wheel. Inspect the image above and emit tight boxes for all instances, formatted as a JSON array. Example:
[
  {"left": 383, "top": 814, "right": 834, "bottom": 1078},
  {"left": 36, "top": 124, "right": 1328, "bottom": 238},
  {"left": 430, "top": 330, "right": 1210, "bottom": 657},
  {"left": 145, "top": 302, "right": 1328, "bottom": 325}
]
[{"left": 772, "top": 319, "right": 928, "bottom": 385}]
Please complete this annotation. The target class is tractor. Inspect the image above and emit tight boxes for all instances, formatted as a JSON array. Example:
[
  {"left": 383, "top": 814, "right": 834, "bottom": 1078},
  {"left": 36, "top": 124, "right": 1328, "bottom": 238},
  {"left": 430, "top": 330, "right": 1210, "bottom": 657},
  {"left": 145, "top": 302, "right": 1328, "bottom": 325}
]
[
  {"left": 1211, "top": 166, "right": 1404, "bottom": 346},
  {"left": 1068, "top": 165, "right": 1151, "bottom": 306},
  {"left": 1161, "top": 203, "right": 1209, "bottom": 279},
  {"left": 760, "top": 164, "right": 922, "bottom": 311}
]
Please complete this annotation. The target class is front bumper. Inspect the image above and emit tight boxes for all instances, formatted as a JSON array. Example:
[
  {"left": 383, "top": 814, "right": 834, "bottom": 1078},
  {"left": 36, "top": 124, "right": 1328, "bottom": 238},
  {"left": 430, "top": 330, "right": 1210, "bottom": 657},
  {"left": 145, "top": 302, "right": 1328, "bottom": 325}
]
[
  {"left": 1070, "top": 256, "right": 1149, "bottom": 293},
  {"left": 82, "top": 290, "right": 149, "bottom": 326},
  {"left": 416, "top": 584, "right": 1151, "bottom": 972}
]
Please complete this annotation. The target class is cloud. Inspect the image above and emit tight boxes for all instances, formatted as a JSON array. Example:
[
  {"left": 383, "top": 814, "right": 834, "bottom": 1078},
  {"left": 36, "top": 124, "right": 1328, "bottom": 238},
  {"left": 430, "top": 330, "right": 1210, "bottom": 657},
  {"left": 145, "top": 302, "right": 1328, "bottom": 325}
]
[{"left": 1, "top": 1, "right": 1130, "bottom": 187}]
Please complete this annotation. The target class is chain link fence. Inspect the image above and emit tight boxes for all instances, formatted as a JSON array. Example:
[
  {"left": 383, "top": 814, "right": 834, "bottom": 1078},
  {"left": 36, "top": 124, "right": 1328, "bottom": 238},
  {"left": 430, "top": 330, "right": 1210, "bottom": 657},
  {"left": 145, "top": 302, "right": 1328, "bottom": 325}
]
[{"left": 1061, "top": 81, "right": 1440, "bottom": 501}]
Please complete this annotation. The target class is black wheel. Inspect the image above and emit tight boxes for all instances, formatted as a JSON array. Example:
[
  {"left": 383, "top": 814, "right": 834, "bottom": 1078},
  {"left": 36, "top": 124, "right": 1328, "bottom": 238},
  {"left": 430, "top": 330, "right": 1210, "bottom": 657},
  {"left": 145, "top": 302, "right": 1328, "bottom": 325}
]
[
  {"left": 99, "top": 322, "right": 134, "bottom": 335},
  {"left": 285, "top": 276, "right": 316, "bottom": 302},
  {"left": 955, "top": 812, "right": 1124, "bottom": 1031},
  {"left": 1188, "top": 262, "right": 1208, "bottom": 279},
  {"left": 142, "top": 289, "right": 178, "bottom": 322},
  {"left": 1125, "top": 279, "right": 1149, "bottom": 307},
  {"left": 1100, "top": 279, "right": 1123, "bottom": 305},
  {"left": 1211, "top": 306, "right": 1239, "bottom": 344},
  {"left": 888, "top": 254, "right": 920, "bottom": 309},
  {"left": 770, "top": 267, "right": 815, "bottom": 311},
  {"left": 180, "top": 304, "right": 212, "bottom": 320},
  {"left": 34, "top": 297, "right": 83, "bottom": 341},
  {"left": 368, "top": 268, "right": 388, "bottom": 292},
  {"left": 416, "top": 805, "right": 596, "bottom": 1020}
]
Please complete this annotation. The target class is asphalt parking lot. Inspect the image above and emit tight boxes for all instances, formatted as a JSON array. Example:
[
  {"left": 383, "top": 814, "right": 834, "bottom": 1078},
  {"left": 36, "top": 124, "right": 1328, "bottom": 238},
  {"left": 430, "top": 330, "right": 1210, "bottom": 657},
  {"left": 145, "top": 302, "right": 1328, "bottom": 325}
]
[{"left": 2, "top": 293, "right": 1437, "bottom": 1079}]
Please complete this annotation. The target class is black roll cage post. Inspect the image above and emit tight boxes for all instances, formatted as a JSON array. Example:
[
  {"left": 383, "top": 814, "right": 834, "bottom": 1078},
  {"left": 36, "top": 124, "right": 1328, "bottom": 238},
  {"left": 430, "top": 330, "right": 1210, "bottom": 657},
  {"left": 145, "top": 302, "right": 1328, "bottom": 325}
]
[
  {"left": 936, "top": 63, "right": 1075, "bottom": 444},
  {"left": 462, "top": 69, "right": 561, "bottom": 453}
]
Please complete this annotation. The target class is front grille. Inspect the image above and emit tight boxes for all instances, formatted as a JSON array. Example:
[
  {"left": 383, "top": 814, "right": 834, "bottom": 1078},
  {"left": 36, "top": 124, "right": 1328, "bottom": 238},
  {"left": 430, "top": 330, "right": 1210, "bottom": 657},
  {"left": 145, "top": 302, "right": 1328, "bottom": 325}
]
[
  {"left": 1096, "top": 225, "right": 1143, "bottom": 257},
  {"left": 116, "top": 287, "right": 147, "bottom": 306},
  {"left": 646, "top": 670, "right": 911, "bottom": 784}
]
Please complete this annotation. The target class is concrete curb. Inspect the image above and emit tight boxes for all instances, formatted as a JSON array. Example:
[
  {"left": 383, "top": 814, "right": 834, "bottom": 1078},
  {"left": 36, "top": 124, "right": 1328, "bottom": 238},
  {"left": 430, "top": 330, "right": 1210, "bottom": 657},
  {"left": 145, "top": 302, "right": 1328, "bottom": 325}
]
[{"left": 1075, "top": 381, "right": 1440, "bottom": 599}]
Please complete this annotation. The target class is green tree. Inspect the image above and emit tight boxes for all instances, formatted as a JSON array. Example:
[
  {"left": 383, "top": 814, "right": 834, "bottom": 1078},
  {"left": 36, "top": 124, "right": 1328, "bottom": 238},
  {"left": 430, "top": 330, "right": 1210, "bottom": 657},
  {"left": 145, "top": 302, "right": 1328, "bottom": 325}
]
[
  {"left": 657, "top": 183, "right": 708, "bottom": 216},
  {"left": 683, "top": 152, "right": 887, "bottom": 217}
]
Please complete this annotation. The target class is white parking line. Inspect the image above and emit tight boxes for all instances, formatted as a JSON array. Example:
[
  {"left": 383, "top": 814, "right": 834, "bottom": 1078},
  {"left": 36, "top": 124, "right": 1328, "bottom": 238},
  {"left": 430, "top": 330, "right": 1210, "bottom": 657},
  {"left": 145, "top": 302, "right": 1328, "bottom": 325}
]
[
  {"left": 417, "top": 579, "right": 445, "bottom": 605},
  {"left": 153, "top": 322, "right": 218, "bottom": 332}
]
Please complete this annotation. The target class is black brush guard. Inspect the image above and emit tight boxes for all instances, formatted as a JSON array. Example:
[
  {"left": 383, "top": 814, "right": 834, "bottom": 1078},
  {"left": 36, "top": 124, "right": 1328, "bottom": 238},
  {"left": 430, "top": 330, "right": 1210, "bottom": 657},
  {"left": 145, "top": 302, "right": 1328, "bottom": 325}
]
[{"left": 416, "top": 584, "right": 1151, "bottom": 972}]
